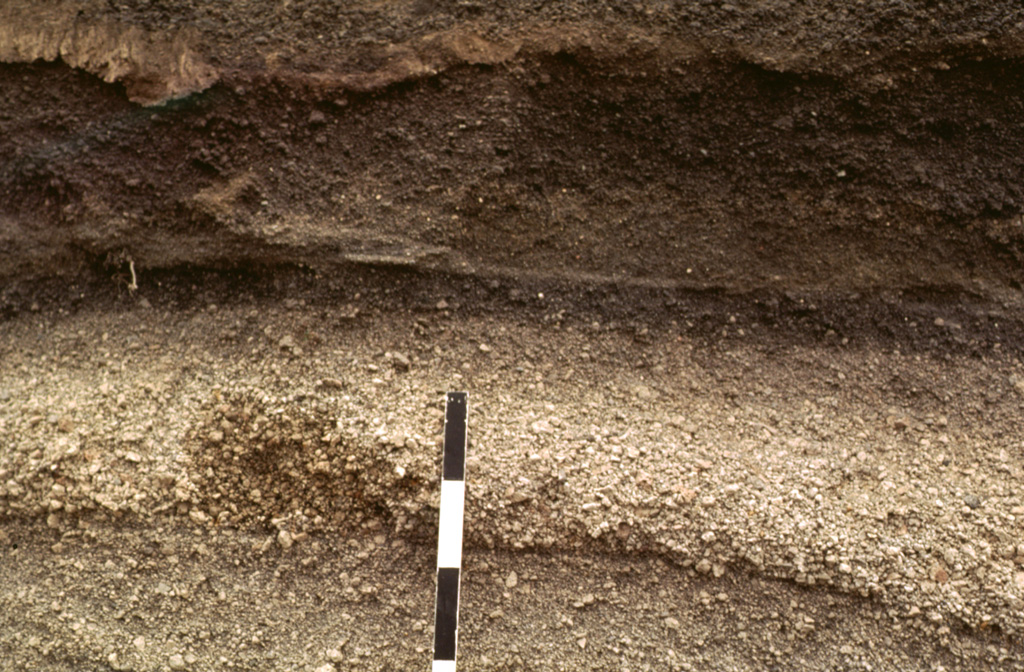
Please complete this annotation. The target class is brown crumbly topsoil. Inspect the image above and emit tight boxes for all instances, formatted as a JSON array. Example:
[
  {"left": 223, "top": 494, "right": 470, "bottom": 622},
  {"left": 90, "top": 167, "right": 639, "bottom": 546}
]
[{"left": 2, "top": 1, "right": 1024, "bottom": 671}]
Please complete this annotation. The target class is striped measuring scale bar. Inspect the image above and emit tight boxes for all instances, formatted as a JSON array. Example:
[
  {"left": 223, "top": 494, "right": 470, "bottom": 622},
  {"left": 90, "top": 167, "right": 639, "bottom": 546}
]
[{"left": 433, "top": 392, "right": 468, "bottom": 672}]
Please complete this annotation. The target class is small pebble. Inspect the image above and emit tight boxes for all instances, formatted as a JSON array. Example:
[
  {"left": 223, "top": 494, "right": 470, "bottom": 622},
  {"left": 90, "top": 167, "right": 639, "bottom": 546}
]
[{"left": 277, "top": 530, "right": 293, "bottom": 550}]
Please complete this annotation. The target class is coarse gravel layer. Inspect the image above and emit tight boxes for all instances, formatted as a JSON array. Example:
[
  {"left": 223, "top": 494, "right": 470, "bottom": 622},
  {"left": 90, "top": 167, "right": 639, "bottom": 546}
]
[{"left": 1, "top": 268, "right": 1023, "bottom": 671}]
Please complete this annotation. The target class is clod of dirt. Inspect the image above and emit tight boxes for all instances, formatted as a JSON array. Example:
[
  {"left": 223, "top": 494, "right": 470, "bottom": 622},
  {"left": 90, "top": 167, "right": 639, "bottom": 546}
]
[{"left": 186, "top": 389, "right": 438, "bottom": 535}]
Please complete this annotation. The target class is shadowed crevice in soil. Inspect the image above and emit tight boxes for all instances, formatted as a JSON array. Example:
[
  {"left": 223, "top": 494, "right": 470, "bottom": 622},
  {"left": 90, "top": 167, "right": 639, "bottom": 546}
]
[{"left": 3, "top": 263, "right": 1023, "bottom": 358}]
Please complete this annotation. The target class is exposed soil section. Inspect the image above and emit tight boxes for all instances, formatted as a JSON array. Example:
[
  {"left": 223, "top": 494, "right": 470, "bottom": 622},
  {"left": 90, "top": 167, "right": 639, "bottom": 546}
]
[
  {"left": 3, "top": 2, "right": 1024, "bottom": 671},
  {"left": 2, "top": 269, "right": 1024, "bottom": 670},
  {"left": 2, "top": 0, "right": 1024, "bottom": 303}
]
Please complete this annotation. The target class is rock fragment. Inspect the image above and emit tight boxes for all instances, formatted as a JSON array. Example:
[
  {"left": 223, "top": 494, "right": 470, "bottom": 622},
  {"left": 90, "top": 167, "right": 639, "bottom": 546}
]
[{"left": 278, "top": 530, "right": 293, "bottom": 550}]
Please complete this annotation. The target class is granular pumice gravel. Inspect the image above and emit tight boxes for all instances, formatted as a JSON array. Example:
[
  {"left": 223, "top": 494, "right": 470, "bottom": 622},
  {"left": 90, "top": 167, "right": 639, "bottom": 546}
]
[{"left": 1, "top": 273, "right": 1022, "bottom": 670}]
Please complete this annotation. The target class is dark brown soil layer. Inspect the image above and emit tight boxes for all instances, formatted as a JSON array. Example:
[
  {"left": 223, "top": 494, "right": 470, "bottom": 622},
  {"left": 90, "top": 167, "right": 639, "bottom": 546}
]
[{"left": 2, "top": 0, "right": 1024, "bottom": 304}]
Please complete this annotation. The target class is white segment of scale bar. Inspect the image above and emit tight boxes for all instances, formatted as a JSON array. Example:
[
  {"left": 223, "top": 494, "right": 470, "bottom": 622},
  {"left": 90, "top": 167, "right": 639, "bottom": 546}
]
[{"left": 436, "top": 479, "right": 465, "bottom": 569}]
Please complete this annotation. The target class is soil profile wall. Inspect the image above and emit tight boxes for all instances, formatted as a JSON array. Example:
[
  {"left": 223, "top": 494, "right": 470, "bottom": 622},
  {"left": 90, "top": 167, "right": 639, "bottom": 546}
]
[{"left": 1, "top": 0, "right": 1023, "bottom": 305}]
